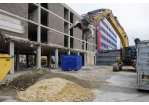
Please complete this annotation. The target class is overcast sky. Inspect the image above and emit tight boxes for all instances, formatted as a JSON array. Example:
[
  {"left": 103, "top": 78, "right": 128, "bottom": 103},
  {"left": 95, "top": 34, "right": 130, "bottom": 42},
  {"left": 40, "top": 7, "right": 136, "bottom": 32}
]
[{"left": 66, "top": 3, "right": 149, "bottom": 49}]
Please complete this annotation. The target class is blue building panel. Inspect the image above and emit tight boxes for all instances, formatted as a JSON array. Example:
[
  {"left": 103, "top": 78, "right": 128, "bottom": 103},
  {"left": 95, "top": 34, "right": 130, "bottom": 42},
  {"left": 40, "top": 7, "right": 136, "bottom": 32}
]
[
  {"left": 82, "top": 13, "right": 117, "bottom": 52},
  {"left": 99, "top": 19, "right": 117, "bottom": 51}
]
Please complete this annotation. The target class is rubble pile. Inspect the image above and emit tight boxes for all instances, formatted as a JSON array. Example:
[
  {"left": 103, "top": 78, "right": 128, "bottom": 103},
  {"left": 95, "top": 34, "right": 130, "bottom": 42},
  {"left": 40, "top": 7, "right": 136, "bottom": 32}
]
[
  {"left": 9, "top": 68, "right": 52, "bottom": 90},
  {"left": 17, "top": 78, "right": 95, "bottom": 102}
]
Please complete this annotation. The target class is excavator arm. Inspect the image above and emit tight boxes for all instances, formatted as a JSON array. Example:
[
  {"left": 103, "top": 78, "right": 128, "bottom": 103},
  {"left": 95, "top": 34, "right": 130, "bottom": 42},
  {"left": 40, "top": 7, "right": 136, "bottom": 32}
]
[{"left": 70, "top": 8, "right": 129, "bottom": 56}]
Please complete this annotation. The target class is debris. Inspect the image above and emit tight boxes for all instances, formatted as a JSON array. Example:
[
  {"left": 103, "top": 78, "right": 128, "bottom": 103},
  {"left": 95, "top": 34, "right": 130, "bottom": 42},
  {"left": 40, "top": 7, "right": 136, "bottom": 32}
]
[
  {"left": 17, "top": 78, "right": 95, "bottom": 102},
  {"left": 5, "top": 79, "right": 10, "bottom": 86},
  {"left": 21, "top": 88, "right": 24, "bottom": 91},
  {"left": 8, "top": 68, "right": 52, "bottom": 90}
]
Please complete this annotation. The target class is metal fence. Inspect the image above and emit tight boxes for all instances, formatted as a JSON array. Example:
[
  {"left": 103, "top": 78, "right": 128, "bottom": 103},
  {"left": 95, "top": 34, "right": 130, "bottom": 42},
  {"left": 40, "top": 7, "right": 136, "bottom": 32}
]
[{"left": 96, "top": 50, "right": 120, "bottom": 66}]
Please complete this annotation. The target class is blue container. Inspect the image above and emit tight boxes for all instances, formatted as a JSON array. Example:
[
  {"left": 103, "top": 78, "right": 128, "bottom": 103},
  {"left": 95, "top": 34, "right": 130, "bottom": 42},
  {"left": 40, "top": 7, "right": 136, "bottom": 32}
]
[{"left": 61, "top": 54, "right": 82, "bottom": 71}]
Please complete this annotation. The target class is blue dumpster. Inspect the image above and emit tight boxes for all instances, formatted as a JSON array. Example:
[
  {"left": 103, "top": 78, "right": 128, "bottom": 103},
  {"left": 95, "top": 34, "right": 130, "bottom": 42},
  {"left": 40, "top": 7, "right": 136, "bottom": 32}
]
[{"left": 61, "top": 54, "right": 82, "bottom": 71}]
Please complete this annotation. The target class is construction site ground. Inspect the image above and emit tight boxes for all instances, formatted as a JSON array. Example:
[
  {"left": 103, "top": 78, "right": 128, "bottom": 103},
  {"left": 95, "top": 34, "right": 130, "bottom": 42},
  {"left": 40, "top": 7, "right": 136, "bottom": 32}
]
[{"left": 0, "top": 66, "right": 149, "bottom": 102}]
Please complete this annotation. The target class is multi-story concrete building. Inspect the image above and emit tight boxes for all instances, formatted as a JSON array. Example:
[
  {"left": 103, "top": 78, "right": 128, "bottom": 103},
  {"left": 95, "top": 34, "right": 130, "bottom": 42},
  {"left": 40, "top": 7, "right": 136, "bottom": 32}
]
[
  {"left": 91, "top": 13, "right": 117, "bottom": 52},
  {"left": 0, "top": 3, "right": 95, "bottom": 73}
]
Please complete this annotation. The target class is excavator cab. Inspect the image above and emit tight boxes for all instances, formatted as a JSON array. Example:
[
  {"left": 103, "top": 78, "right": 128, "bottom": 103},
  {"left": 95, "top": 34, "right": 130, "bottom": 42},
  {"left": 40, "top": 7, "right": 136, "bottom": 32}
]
[{"left": 122, "top": 47, "right": 137, "bottom": 62}]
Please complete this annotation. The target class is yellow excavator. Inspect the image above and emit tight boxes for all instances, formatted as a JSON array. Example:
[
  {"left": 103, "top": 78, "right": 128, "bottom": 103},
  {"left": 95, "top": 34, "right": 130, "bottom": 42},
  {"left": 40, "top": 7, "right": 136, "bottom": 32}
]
[{"left": 70, "top": 8, "right": 139, "bottom": 71}]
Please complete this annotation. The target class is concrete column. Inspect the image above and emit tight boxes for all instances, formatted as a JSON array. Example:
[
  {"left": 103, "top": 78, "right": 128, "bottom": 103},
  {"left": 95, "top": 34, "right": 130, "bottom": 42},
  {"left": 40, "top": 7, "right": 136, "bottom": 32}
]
[
  {"left": 26, "top": 54, "right": 29, "bottom": 67},
  {"left": 37, "top": 4, "right": 41, "bottom": 42},
  {"left": 37, "top": 26, "right": 41, "bottom": 42},
  {"left": 8, "top": 41, "right": 14, "bottom": 73},
  {"left": 84, "top": 53, "right": 87, "bottom": 66},
  {"left": 68, "top": 10, "right": 70, "bottom": 22},
  {"left": 48, "top": 51, "right": 51, "bottom": 65},
  {"left": 84, "top": 42, "right": 86, "bottom": 51},
  {"left": 77, "top": 52, "right": 80, "bottom": 55},
  {"left": 67, "top": 50, "right": 70, "bottom": 55},
  {"left": 36, "top": 46, "right": 41, "bottom": 68},
  {"left": 55, "top": 49, "right": 58, "bottom": 69},
  {"left": 16, "top": 48, "right": 20, "bottom": 70},
  {"left": 68, "top": 10, "right": 70, "bottom": 48},
  {"left": 38, "top": 4, "right": 41, "bottom": 24},
  {"left": 68, "top": 37, "right": 70, "bottom": 48}
]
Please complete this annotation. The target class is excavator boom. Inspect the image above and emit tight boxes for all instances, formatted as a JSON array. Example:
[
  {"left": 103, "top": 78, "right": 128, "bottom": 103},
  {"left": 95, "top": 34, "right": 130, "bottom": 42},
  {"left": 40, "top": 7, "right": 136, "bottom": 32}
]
[{"left": 70, "top": 8, "right": 129, "bottom": 55}]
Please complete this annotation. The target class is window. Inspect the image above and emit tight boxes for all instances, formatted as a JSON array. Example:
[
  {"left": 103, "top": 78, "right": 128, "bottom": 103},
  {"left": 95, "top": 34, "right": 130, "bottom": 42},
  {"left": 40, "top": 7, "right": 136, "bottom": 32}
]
[
  {"left": 64, "top": 8, "right": 68, "bottom": 21},
  {"left": 97, "top": 25, "right": 99, "bottom": 30},
  {"left": 70, "top": 12, "right": 73, "bottom": 23}
]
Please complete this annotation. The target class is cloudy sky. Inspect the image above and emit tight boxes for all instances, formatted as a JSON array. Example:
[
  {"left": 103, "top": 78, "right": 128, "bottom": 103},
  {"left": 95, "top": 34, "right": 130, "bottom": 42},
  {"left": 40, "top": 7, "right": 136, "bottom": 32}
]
[{"left": 66, "top": 3, "right": 149, "bottom": 49}]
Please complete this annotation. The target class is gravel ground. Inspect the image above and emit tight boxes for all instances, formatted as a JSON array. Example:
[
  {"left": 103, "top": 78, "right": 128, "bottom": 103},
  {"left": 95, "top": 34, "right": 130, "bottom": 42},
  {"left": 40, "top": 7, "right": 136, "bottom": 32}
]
[
  {"left": 1, "top": 66, "right": 149, "bottom": 102},
  {"left": 51, "top": 66, "right": 149, "bottom": 102}
]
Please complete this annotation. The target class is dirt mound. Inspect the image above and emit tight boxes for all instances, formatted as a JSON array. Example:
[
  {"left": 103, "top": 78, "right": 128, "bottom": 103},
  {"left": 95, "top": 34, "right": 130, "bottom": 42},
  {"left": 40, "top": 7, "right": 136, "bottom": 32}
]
[
  {"left": 8, "top": 68, "right": 91, "bottom": 90},
  {"left": 37, "top": 73, "right": 91, "bottom": 88},
  {"left": 17, "top": 78, "right": 95, "bottom": 102},
  {"left": 9, "top": 68, "right": 52, "bottom": 90}
]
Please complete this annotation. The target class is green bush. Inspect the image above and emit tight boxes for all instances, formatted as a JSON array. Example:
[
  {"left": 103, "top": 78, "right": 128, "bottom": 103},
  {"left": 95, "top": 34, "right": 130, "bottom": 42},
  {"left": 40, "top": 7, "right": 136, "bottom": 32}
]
[{"left": 105, "top": 63, "right": 111, "bottom": 66}]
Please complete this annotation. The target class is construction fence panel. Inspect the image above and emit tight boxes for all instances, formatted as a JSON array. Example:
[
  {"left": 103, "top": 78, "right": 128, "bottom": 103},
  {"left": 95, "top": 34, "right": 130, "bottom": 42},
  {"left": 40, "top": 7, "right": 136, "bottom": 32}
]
[{"left": 96, "top": 50, "right": 120, "bottom": 66}]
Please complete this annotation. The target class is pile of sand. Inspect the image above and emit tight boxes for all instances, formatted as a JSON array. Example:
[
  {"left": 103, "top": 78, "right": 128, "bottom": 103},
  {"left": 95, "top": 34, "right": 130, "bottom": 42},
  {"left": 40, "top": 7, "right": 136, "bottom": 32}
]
[
  {"left": 17, "top": 78, "right": 95, "bottom": 102},
  {"left": 37, "top": 73, "right": 91, "bottom": 88}
]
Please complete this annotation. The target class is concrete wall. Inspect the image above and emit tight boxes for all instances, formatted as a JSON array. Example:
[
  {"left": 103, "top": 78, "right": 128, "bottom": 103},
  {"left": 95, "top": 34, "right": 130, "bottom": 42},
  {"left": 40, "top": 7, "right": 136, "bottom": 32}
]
[
  {"left": 73, "top": 15, "right": 83, "bottom": 50},
  {"left": 87, "top": 53, "right": 94, "bottom": 66},
  {"left": 0, "top": 3, "right": 28, "bottom": 39},
  {"left": 47, "top": 30, "right": 64, "bottom": 46},
  {"left": 88, "top": 44, "right": 94, "bottom": 52},
  {"left": 73, "top": 39, "right": 82, "bottom": 50},
  {"left": 88, "top": 38, "right": 94, "bottom": 44},
  {"left": 47, "top": 3, "right": 64, "bottom": 46},
  {"left": 0, "top": 12, "right": 28, "bottom": 39},
  {"left": 0, "top": 14, "right": 24, "bottom": 34},
  {"left": 0, "top": 3, "right": 28, "bottom": 19},
  {"left": 48, "top": 3, "right": 64, "bottom": 18},
  {"left": 73, "top": 15, "right": 82, "bottom": 39}
]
